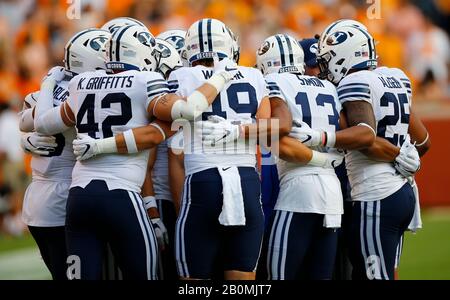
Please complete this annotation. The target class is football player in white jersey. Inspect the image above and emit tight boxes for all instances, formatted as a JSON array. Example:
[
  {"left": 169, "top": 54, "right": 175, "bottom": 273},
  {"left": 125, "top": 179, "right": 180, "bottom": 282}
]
[
  {"left": 33, "top": 24, "right": 235, "bottom": 279},
  {"left": 254, "top": 33, "right": 344, "bottom": 280},
  {"left": 307, "top": 24, "right": 429, "bottom": 280},
  {"left": 18, "top": 28, "right": 111, "bottom": 280},
  {"left": 166, "top": 18, "right": 273, "bottom": 280}
]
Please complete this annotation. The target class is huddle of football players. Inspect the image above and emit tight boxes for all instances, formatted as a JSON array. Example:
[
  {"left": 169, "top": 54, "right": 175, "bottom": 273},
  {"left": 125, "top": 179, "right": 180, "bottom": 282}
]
[{"left": 18, "top": 15, "right": 430, "bottom": 280}]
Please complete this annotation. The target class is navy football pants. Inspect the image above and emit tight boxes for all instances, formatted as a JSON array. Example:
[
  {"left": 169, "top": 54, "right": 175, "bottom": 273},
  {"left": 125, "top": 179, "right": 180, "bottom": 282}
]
[
  {"left": 266, "top": 211, "right": 338, "bottom": 280},
  {"left": 28, "top": 226, "right": 67, "bottom": 280},
  {"left": 157, "top": 199, "right": 178, "bottom": 280},
  {"left": 175, "top": 167, "right": 264, "bottom": 279},
  {"left": 65, "top": 180, "right": 158, "bottom": 280},
  {"left": 348, "top": 183, "right": 415, "bottom": 280}
]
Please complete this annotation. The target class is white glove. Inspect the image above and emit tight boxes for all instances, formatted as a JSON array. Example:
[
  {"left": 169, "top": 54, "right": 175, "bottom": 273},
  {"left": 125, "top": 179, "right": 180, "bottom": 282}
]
[
  {"left": 151, "top": 218, "right": 169, "bottom": 250},
  {"left": 213, "top": 57, "right": 239, "bottom": 82},
  {"left": 43, "top": 66, "right": 66, "bottom": 84},
  {"left": 326, "top": 149, "right": 345, "bottom": 168},
  {"left": 395, "top": 135, "right": 420, "bottom": 178},
  {"left": 73, "top": 134, "right": 100, "bottom": 161},
  {"left": 309, "top": 149, "right": 344, "bottom": 169},
  {"left": 289, "top": 119, "right": 336, "bottom": 148},
  {"left": 198, "top": 115, "right": 241, "bottom": 147},
  {"left": 40, "top": 66, "right": 66, "bottom": 94},
  {"left": 21, "top": 132, "right": 57, "bottom": 156}
]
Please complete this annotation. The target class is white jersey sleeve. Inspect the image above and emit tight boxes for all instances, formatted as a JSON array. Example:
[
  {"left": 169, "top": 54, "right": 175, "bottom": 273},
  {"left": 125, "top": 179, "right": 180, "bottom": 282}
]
[
  {"left": 265, "top": 73, "right": 287, "bottom": 102},
  {"left": 145, "top": 71, "right": 169, "bottom": 107},
  {"left": 167, "top": 67, "right": 197, "bottom": 97},
  {"left": 337, "top": 71, "right": 372, "bottom": 104},
  {"left": 167, "top": 71, "right": 180, "bottom": 94}
]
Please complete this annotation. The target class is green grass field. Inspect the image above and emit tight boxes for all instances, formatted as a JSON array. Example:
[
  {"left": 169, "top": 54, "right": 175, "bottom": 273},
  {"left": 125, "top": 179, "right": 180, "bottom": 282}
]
[
  {"left": 0, "top": 208, "right": 449, "bottom": 280},
  {"left": 399, "top": 208, "right": 450, "bottom": 279}
]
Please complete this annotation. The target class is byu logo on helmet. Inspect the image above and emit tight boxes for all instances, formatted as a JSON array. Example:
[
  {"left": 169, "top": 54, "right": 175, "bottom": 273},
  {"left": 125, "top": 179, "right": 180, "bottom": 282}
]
[
  {"left": 309, "top": 42, "right": 318, "bottom": 54},
  {"left": 327, "top": 31, "right": 348, "bottom": 45},
  {"left": 168, "top": 36, "right": 185, "bottom": 50},
  {"left": 155, "top": 42, "right": 171, "bottom": 58},
  {"left": 258, "top": 41, "right": 271, "bottom": 55},
  {"left": 89, "top": 36, "right": 109, "bottom": 51},
  {"left": 137, "top": 32, "right": 156, "bottom": 47}
]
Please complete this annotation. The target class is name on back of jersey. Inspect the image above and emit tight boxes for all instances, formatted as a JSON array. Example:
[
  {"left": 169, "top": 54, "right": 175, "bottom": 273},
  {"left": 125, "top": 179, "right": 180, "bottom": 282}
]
[
  {"left": 76, "top": 75, "right": 134, "bottom": 90},
  {"left": 378, "top": 76, "right": 402, "bottom": 89}
]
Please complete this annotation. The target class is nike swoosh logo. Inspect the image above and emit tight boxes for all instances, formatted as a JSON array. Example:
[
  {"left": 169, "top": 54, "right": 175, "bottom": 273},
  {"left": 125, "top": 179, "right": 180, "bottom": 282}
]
[
  {"left": 216, "top": 130, "right": 231, "bottom": 142},
  {"left": 27, "top": 136, "right": 36, "bottom": 148},
  {"left": 81, "top": 144, "right": 90, "bottom": 158},
  {"left": 222, "top": 167, "right": 231, "bottom": 171},
  {"left": 225, "top": 66, "right": 237, "bottom": 72},
  {"left": 303, "top": 135, "right": 312, "bottom": 143},
  {"left": 332, "top": 160, "right": 337, "bottom": 168}
]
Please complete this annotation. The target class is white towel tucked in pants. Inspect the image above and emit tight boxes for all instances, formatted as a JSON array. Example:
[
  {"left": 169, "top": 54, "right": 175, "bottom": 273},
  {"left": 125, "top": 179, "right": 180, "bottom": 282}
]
[{"left": 217, "top": 166, "right": 246, "bottom": 226}]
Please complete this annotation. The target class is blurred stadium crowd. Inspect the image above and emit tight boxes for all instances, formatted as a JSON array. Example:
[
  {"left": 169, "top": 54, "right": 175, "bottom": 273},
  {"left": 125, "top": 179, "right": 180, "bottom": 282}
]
[{"left": 0, "top": 0, "right": 449, "bottom": 236}]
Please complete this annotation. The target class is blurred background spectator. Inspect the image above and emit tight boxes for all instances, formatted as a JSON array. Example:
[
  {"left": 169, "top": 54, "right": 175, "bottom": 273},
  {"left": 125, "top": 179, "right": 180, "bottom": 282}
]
[{"left": 0, "top": 0, "right": 449, "bottom": 236}]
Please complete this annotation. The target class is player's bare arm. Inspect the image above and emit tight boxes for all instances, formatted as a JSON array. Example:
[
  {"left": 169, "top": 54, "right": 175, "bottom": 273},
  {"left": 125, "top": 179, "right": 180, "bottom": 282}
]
[
  {"left": 141, "top": 149, "right": 159, "bottom": 218},
  {"left": 408, "top": 107, "right": 431, "bottom": 156},
  {"left": 337, "top": 111, "right": 398, "bottom": 162},
  {"left": 336, "top": 100, "right": 376, "bottom": 150},
  {"left": 141, "top": 149, "right": 169, "bottom": 250},
  {"left": 242, "top": 97, "right": 292, "bottom": 144},
  {"left": 359, "top": 108, "right": 430, "bottom": 161},
  {"left": 278, "top": 136, "right": 312, "bottom": 163},
  {"left": 168, "top": 148, "right": 184, "bottom": 215}
]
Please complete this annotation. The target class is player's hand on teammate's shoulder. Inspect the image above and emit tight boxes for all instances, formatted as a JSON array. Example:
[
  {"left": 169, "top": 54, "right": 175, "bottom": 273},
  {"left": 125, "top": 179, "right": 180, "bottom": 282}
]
[
  {"left": 197, "top": 115, "right": 241, "bottom": 147},
  {"left": 213, "top": 57, "right": 239, "bottom": 82},
  {"left": 395, "top": 135, "right": 420, "bottom": 178},
  {"left": 73, "top": 133, "right": 100, "bottom": 161},
  {"left": 21, "top": 132, "right": 57, "bottom": 156}
]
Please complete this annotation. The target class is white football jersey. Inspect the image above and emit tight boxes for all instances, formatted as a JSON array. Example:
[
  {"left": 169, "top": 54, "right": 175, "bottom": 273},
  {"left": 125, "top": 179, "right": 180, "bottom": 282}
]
[
  {"left": 67, "top": 69, "right": 168, "bottom": 192},
  {"left": 266, "top": 72, "right": 343, "bottom": 215},
  {"left": 267, "top": 73, "right": 341, "bottom": 180},
  {"left": 168, "top": 66, "right": 267, "bottom": 175},
  {"left": 338, "top": 68, "right": 411, "bottom": 202},
  {"left": 26, "top": 79, "right": 77, "bottom": 181},
  {"left": 22, "top": 75, "right": 76, "bottom": 226}
]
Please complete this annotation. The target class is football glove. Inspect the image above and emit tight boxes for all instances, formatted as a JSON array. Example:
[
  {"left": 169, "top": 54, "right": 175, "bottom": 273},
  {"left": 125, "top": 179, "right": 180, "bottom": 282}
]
[
  {"left": 395, "top": 135, "right": 420, "bottom": 178},
  {"left": 151, "top": 218, "right": 169, "bottom": 250},
  {"left": 198, "top": 115, "right": 241, "bottom": 147},
  {"left": 309, "top": 149, "right": 344, "bottom": 169},
  {"left": 73, "top": 134, "right": 100, "bottom": 161},
  {"left": 21, "top": 132, "right": 57, "bottom": 156},
  {"left": 43, "top": 66, "right": 66, "bottom": 83},
  {"left": 289, "top": 119, "right": 336, "bottom": 148},
  {"left": 213, "top": 57, "right": 239, "bottom": 82}
]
